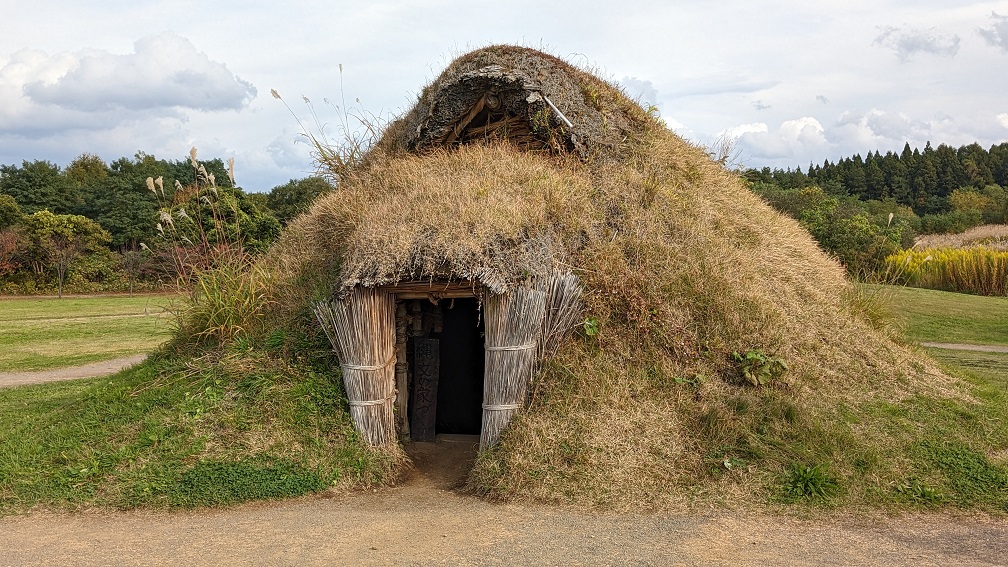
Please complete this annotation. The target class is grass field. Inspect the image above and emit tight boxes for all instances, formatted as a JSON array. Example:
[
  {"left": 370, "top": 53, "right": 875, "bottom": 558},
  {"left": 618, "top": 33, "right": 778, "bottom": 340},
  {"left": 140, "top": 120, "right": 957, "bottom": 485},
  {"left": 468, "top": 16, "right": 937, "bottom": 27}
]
[
  {"left": 0, "top": 295, "right": 175, "bottom": 372},
  {"left": 878, "top": 284, "right": 1008, "bottom": 345},
  {"left": 877, "top": 284, "right": 1007, "bottom": 413}
]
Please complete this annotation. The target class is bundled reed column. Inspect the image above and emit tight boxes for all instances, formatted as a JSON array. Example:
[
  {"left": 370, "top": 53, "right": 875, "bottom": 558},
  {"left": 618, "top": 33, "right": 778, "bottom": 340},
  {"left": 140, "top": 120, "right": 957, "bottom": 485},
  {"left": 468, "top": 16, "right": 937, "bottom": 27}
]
[
  {"left": 314, "top": 287, "right": 397, "bottom": 446},
  {"left": 481, "top": 284, "right": 547, "bottom": 449}
]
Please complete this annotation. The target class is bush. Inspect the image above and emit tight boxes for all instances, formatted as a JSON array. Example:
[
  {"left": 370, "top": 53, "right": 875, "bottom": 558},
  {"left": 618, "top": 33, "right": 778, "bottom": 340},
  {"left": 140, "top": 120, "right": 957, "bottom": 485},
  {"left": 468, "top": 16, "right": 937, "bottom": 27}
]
[{"left": 920, "top": 209, "right": 983, "bottom": 235}]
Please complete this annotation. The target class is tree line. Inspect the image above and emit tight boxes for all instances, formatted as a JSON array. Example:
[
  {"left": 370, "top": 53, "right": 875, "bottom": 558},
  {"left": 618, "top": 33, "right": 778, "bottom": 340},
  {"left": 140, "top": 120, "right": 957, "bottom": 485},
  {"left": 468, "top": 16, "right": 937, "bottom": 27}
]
[
  {"left": 745, "top": 141, "right": 1008, "bottom": 277},
  {"left": 0, "top": 152, "right": 334, "bottom": 295}
]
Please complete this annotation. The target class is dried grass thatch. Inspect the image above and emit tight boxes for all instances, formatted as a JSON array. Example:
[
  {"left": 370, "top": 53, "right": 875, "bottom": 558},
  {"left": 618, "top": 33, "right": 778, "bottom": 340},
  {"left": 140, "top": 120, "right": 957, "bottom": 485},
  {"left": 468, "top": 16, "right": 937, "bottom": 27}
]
[{"left": 268, "top": 45, "right": 959, "bottom": 510}]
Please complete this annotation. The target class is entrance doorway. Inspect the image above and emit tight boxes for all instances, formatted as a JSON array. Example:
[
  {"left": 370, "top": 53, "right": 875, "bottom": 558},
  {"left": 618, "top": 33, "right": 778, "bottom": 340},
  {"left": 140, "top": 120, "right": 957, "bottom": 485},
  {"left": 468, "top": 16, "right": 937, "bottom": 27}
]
[
  {"left": 435, "top": 298, "right": 484, "bottom": 435},
  {"left": 407, "top": 298, "right": 484, "bottom": 441}
]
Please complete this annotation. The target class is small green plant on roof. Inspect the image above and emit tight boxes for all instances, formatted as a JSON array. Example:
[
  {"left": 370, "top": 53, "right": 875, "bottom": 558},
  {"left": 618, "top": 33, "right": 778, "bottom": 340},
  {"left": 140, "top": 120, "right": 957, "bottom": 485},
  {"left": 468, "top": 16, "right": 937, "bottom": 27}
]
[
  {"left": 674, "top": 373, "right": 706, "bottom": 389},
  {"left": 732, "top": 349, "right": 787, "bottom": 386},
  {"left": 783, "top": 463, "right": 839, "bottom": 502}
]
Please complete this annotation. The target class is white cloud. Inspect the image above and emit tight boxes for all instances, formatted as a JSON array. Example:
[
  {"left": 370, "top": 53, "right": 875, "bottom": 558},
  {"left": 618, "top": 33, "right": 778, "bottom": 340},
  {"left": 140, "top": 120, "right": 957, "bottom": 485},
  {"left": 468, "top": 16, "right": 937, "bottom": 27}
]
[
  {"left": 872, "top": 26, "right": 960, "bottom": 62},
  {"left": 720, "top": 118, "right": 827, "bottom": 162},
  {"left": 21, "top": 32, "right": 256, "bottom": 112},
  {"left": 718, "top": 122, "right": 768, "bottom": 140},
  {"left": 666, "top": 76, "right": 777, "bottom": 98},
  {"left": 619, "top": 76, "right": 659, "bottom": 109},
  {"left": 978, "top": 12, "right": 1008, "bottom": 52},
  {"left": 836, "top": 109, "right": 922, "bottom": 142},
  {"left": 752, "top": 100, "right": 771, "bottom": 111},
  {"left": 997, "top": 113, "right": 1008, "bottom": 129}
]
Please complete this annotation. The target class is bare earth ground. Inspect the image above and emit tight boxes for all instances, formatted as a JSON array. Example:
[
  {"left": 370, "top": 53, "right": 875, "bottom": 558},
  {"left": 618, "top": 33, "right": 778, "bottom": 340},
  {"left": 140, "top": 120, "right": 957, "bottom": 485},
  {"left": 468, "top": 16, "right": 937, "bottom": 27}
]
[
  {"left": 920, "top": 342, "right": 1008, "bottom": 353},
  {"left": 1, "top": 356, "right": 1006, "bottom": 565},
  {"left": 0, "top": 354, "right": 147, "bottom": 388},
  {"left": 2, "top": 437, "right": 1006, "bottom": 566}
]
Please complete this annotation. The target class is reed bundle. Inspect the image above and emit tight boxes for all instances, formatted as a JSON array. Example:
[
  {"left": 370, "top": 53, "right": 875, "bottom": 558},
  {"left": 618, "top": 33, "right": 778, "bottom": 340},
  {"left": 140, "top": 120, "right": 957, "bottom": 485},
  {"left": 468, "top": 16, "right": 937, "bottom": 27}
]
[
  {"left": 314, "top": 288, "right": 397, "bottom": 445},
  {"left": 537, "top": 271, "right": 584, "bottom": 363},
  {"left": 481, "top": 284, "right": 547, "bottom": 448}
]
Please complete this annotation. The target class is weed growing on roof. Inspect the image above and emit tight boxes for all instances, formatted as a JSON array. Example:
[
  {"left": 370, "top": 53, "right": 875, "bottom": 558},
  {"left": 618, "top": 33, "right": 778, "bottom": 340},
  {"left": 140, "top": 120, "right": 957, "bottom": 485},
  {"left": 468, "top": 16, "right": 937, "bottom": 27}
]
[{"left": 732, "top": 349, "right": 788, "bottom": 387}]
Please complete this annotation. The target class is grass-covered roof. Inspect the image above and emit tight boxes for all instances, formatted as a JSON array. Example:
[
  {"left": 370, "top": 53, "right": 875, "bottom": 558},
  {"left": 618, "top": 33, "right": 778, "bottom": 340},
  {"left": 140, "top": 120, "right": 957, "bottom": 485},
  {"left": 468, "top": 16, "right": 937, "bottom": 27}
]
[{"left": 269, "top": 45, "right": 958, "bottom": 509}]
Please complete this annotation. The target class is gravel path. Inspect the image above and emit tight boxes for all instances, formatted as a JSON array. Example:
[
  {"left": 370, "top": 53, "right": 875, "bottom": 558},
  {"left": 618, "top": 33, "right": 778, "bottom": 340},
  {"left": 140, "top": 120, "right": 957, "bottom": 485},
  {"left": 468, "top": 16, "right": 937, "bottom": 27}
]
[{"left": 0, "top": 354, "right": 147, "bottom": 388}]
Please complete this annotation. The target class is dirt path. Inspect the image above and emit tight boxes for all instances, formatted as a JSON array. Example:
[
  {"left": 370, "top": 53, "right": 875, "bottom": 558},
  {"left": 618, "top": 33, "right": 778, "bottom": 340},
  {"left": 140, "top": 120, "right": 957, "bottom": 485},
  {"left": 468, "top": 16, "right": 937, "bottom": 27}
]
[
  {"left": 0, "top": 354, "right": 147, "bottom": 388},
  {"left": 2, "top": 438, "right": 1006, "bottom": 566},
  {"left": 921, "top": 342, "right": 1008, "bottom": 354}
]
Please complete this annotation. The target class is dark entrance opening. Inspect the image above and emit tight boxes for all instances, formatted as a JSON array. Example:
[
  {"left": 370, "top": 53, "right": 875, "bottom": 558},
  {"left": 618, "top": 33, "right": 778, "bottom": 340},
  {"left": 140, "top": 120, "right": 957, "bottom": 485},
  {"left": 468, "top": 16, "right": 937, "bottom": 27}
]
[
  {"left": 406, "top": 297, "right": 484, "bottom": 441},
  {"left": 435, "top": 298, "right": 484, "bottom": 435}
]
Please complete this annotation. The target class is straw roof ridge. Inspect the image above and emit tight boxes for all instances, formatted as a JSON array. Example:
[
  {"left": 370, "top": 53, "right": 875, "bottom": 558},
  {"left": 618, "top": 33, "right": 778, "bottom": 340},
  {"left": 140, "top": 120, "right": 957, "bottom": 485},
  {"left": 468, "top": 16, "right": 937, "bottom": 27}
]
[{"left": 374, "top": 44, "right": 654, "bottom": 162}]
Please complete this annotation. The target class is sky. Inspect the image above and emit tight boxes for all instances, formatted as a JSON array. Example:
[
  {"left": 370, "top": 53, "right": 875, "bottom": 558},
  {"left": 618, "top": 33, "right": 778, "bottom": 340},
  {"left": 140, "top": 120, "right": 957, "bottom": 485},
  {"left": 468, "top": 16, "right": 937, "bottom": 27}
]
[{"left": 2, "top": 1, "right": 1007, "bottom": 192}]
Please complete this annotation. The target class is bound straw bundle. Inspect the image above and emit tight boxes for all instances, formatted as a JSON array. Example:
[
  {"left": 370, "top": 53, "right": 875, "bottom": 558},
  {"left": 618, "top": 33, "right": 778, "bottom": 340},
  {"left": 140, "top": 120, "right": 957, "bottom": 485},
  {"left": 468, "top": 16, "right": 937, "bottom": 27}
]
[
  {"left": 314, "top": 288, "right": 397, "bottom": 446},
  {"left": 537, "top": 271, "right": 584, "bottom": 363},
  {"left": 481, "top": 284, "right": 547, "bottom": 448}
]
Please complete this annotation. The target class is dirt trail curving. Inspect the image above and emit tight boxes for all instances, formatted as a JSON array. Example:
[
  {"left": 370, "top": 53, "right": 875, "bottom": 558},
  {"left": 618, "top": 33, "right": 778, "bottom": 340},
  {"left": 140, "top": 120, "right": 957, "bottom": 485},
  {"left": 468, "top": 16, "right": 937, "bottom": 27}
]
[
  {"left": 2, "top": 437, "right": 1006, "bottom": 566},
  {"left": 0, "top": 354, "right": 147, "bottom": 388},
  {"left": 921, "top": 342, "right": 1008, "bottom": 353}
]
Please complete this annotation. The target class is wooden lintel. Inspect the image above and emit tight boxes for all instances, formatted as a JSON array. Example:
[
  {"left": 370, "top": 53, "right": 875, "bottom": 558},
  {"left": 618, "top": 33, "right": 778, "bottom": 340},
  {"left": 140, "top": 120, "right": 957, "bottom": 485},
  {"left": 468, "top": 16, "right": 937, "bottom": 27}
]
[
  {"left": 379, "top": 280, "right": 480, "bottom": 300},
  {"left": 392, "top": 291, "right": 479, "bottom": 300}
]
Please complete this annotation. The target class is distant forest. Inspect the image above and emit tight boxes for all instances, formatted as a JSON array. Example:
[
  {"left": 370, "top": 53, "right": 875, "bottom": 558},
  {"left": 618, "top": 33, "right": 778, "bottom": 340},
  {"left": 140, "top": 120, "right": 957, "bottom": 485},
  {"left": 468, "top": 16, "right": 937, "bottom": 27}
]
[
  {"left": 2, "top": 141, "right": 1007, "bottom": 294},
  {"left": 745, "top": 141, "right": 1008, "bottom": 276},
  {"left": 747, "top": 141, "right": 1008, "bottom": 218}
]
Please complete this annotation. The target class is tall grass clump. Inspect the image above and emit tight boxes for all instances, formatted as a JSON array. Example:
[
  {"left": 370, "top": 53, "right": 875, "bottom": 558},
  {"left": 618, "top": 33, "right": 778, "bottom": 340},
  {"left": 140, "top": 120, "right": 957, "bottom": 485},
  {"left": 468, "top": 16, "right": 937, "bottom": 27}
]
[
  {"left": 146, "top": 149, "right": 273, "bottom": 344},
  {"left": 886, "top": 247, "right": 1008, "bottom": 296}
]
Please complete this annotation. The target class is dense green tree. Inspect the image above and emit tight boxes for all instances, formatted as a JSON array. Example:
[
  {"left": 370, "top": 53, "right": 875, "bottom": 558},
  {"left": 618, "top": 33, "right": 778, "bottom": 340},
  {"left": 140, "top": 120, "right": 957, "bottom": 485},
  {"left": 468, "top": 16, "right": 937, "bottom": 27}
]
[
  {"left": 934, "top": 143, "right": 967, "bottom": 198},
  {"left": 990, "top": 143, "right": 1008, "bottom": 187},
  {"left": 90, "top": 153, "right": 169, "bottom": 249},
  {"left": 0, "top": 160, "right": 81, "bottom": 214},
  {"left": 864, "top": 154, "right": 885, "bottom": 200},
  {"left": 64, "top": 153, "right": 111, "bottom": 217},
  {"left": 0, "top": 194, "right": 22, "bottom": 230},
  {"left": 266, "top": 177, "right": 335, "bottom": 225},
  {"left": 19, "top": 210, "right": 111, "bottom": 297},
  {"left": 911, "top": 157, "right": 942, "bottom": 214}
]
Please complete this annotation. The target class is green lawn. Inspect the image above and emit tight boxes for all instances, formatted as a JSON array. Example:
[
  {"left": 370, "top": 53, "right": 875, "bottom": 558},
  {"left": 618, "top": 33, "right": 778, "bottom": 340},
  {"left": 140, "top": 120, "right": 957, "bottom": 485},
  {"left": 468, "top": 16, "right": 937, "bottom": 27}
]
[
  {"left": 878, "top": 285, "right": 1008, "bottom": 346},
  {"left": 0, "top": 295, "right": 175, "bottom": 372},
  {"left": 0, "top": 348, "right": 386, "bottom": 513}
]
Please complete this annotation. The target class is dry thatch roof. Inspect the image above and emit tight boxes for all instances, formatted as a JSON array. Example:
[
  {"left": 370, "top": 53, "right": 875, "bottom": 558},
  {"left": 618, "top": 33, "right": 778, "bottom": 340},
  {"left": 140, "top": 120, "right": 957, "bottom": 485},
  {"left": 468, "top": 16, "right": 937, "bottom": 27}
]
[
  {"left": 270, "top": 45, "right": 957, "bottom": 510},
  {"left": 374, "top": 45, "right": 651, "bottom": 161}
]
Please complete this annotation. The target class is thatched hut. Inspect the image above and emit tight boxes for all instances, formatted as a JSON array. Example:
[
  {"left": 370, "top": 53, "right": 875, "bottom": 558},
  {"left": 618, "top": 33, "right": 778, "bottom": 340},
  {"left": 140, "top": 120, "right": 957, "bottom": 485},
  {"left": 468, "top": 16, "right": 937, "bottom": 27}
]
[
  {"left": 274, "top": 46, "right": 945, "bottom": 501},
  {"left": 308, "top": 46, "right": 624, "bottom": 448}
]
